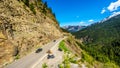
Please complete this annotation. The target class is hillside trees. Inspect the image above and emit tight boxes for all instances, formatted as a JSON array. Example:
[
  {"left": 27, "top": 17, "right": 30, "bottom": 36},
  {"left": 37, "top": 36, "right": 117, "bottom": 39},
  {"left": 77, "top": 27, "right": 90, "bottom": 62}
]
[
  {"left": 24, "top": 0, "right": 29, "bottom": 7},
  {"left": 17, "top": 0, "right": 57, "bottom": 23},
  {"left": 74, "top": 15, "right": 120, "bottom": 66}
]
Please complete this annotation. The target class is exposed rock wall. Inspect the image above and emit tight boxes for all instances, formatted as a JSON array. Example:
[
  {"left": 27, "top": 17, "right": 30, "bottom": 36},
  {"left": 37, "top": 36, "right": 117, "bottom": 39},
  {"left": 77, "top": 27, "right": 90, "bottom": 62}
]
[{"left": 0, "top": 0, "right": 62, "bottom": 67}]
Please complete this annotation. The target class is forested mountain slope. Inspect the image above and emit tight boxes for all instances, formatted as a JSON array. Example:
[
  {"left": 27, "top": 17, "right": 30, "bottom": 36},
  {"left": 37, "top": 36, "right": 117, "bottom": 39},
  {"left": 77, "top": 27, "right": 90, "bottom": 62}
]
[{"left": 73, "top": 14, "right": 120, "bottom": 67}]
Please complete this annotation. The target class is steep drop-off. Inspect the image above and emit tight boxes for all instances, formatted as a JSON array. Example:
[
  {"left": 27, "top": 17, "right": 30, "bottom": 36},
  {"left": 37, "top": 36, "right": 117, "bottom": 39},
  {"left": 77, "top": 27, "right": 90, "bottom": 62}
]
[{"left": 73, "top": 14, "right": 120, "bottom": 67}]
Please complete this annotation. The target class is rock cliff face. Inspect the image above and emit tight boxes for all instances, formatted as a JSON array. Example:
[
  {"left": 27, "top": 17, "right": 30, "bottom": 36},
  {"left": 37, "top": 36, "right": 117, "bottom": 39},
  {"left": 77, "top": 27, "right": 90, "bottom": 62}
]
[{"left": 0, "top": 0, "right": 62, "bottom": 67}]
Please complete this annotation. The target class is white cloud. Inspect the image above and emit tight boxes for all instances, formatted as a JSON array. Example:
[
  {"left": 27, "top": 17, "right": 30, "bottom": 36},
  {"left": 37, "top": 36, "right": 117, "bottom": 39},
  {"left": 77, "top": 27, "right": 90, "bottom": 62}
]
[
  {"left": 80, "top": 21, "right": 85, "bottom": 24},
  {"left": 88, "top": 19, "right": 94, "bottom": 23},
  {"left": 61, "top": 20, "right": 95, "bottom": 26},
  {"left": 109, "top": 11, "right": 120, "bottom": 18},
  {"left": 101, "top": 8, "right": 106, "bottom": 14},
  {"left": 101, "top": 11, "right": 120, "bottom": 22},
  {"left": 79, "top": 21, "right": 88, "bottom": 26},
  {"left": 107, "top": 0, "right": 120, "bottom": 11},
  {"left": 79, "top": 21, "right": 93, "bottom": 26}
]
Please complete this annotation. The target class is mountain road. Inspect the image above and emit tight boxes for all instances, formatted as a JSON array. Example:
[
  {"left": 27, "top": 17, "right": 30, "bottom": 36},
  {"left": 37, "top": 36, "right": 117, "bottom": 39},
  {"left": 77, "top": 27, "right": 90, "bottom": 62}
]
[{"left": 6, "top": 37, "right": 66, "bottom": 68}]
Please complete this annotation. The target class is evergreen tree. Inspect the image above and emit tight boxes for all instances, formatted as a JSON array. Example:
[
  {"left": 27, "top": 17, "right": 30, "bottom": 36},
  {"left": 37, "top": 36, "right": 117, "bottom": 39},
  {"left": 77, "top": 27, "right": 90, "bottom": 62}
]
[{"left": 25, "top": 0, "right": 29, "bottom": 7}]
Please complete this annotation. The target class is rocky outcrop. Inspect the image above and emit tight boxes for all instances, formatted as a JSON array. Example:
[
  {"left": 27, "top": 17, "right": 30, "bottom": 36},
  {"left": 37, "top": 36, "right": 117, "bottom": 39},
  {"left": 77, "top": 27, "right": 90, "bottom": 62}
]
[{"left": 0, "top": 0, "right": 62, "bottom": 67}]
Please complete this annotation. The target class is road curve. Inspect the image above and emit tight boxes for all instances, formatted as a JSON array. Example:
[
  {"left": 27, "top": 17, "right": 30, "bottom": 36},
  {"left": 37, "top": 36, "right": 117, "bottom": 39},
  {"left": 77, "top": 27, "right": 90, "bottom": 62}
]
[{"left": 5, "top": 37, "right": 66, "bottom": 68}]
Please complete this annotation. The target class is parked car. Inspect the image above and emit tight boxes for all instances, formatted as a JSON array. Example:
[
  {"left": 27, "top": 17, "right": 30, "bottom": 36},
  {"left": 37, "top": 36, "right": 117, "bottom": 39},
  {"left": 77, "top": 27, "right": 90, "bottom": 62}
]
[{"left": 35, "top": 48, "right": 42, "bottom": 53}]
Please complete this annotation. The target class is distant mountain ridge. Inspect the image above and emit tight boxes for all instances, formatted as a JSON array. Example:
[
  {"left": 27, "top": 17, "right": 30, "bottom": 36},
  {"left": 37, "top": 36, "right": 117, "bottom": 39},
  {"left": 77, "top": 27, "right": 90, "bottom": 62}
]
[{"left": 62, "top": 25, "right": 86, "bottom": 32}]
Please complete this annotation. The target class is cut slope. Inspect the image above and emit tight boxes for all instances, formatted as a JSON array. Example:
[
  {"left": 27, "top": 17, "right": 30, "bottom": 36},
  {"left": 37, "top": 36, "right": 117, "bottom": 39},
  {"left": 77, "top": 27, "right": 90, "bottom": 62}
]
[{"left": 0, "top": 0, "right": 62, "bottom": 67}]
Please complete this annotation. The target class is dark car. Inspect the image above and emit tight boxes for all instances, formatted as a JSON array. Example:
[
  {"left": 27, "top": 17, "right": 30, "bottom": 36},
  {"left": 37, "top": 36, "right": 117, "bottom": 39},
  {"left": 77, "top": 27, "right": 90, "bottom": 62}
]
[
  {"left": 50, "top": 55, "right": 55, "bottom": 58},
  {"left": 53, "top": 40, "right": 56, "bottom": 42},
  {"left": 35, "top": 48, "right": 42, "bottom": 53},
  {"left": 47, "top": 54, "right": 55, "bottom": 59},
  {"left": 58, "top": 48, "right": 62, "bottom": 51}
]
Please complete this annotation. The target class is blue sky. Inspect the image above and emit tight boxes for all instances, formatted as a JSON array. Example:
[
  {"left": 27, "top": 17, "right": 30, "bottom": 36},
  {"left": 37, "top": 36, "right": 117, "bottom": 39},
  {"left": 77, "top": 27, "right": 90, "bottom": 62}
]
[{"left": 43, "top": 0, "right": 120, "bottom": 26}]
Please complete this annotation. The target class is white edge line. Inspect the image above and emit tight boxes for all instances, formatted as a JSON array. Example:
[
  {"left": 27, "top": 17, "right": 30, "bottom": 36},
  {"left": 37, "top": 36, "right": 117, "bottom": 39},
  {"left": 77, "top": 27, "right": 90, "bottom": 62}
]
[
  {"left": 31, "top": 38, "right": 65, "bottom": 68},
  {"left": 31, "top": 54, "right": 47, "bottom": 68}
]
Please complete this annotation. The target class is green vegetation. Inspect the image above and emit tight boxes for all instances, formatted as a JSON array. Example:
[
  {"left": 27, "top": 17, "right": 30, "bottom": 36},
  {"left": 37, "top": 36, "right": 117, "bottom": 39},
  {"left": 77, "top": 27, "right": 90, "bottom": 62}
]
[
  {"left": 59, "top": 41, "right": 69, "bottom": 52},
  {"left": 42, "top": 63, "right": 48, "bottom": 68},
  {"left": 76, "top": 41, "right": 120, "bottom": 68},
  {"left": 60, "top": 27, "right": 69, "bottom": 33},
  {"left": 76, "top": 40, "right": 120, "bottom": 67},
  {"left": 29, "top": 3, "right": 36, "bottom": 14},
  {"left": 15, "top": 55, "right": 20, "bottom": 59},
  {"left": 59, "top": 40, "right": 79, "bottom": 68},
  {"left": 19, "top": 0, "right": 29, "bottom": 7},
  {"left": 19, "top": 0, "right": 36, "bottom": 14},
  {"left": 42, "top": 2, "right": 47, "bottom": 15},
  {"left": 24, "top": 0, "right": 29, "bottom": 7},
  {"left": 81, "top": 51, "right": 94, "bottom": 64},
  {"left": 62, "top": 52, "right": 73, "bottom": 68},
  {"left": 59, "top": 64, "right": 64, "bottom": 68},
  {"left": 18, "top": 0, "right": 56, "bottom": 19},
  {"left": 62, "top": 52, "right": 79, "bottom": 68},
  {"left": 73, "top": 15, "right": 120, "bottom": 45},
  {"left": 73, "top": 15, "right": 120, "bottom": 67},
  {"left": 103, "top": 62, "right": 119, "bottom": 68}
]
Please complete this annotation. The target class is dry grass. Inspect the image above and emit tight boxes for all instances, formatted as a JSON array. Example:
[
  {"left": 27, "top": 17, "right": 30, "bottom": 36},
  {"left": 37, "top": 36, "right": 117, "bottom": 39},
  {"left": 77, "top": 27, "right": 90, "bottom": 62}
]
[{"left": 64, "top": 36, "right": 82, "bottom": 57}]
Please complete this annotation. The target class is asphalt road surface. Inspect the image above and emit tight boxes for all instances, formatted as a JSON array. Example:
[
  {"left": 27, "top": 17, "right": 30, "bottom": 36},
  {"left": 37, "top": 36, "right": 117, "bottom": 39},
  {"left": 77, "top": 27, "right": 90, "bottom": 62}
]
[{"left": 6, "top": 37, "right": 66, "bottom": 68}]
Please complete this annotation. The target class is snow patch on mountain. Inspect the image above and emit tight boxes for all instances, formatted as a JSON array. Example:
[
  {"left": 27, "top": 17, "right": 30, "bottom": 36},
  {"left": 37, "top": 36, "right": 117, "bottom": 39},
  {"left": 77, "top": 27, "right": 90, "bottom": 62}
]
[
  {"left": 101, "top": 11, "right": 120, "bottom": 23},
  {"left": 62, "top": 25, "right": 86, "bottom": 32}
]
